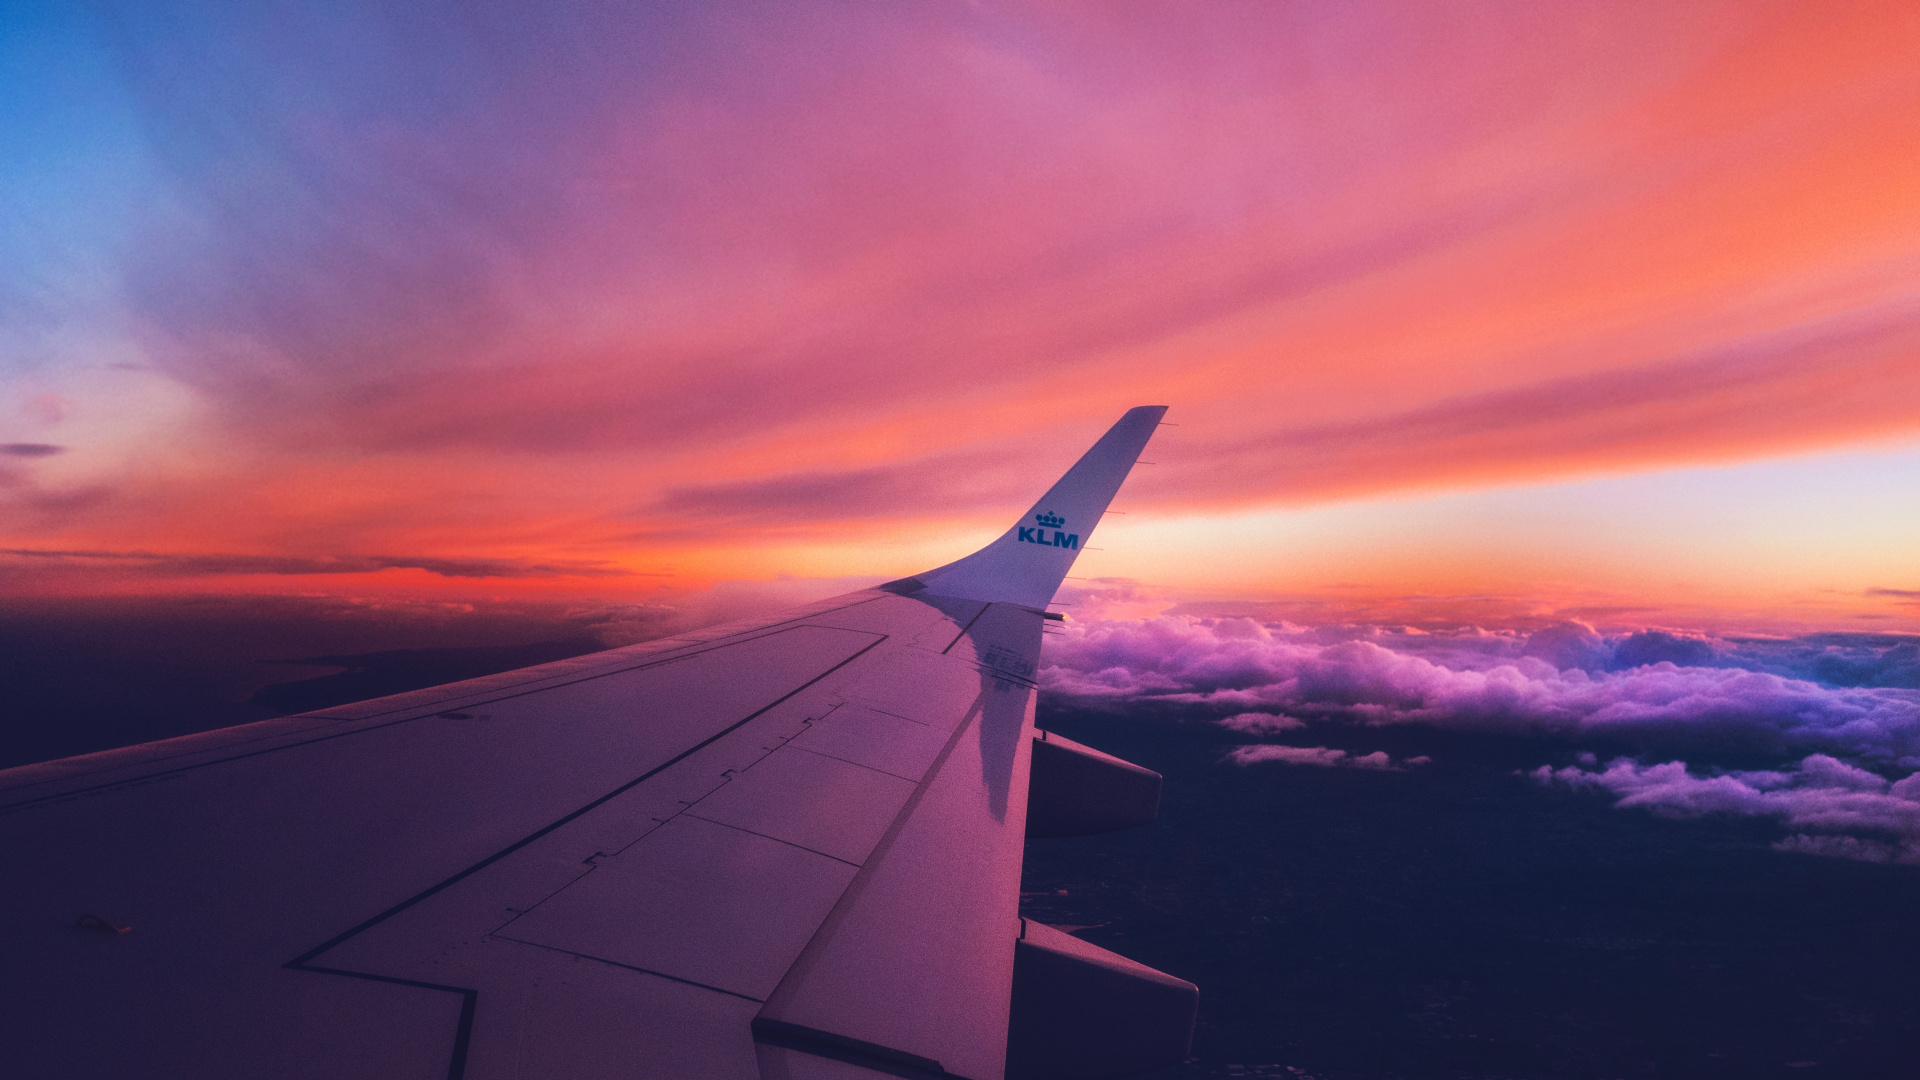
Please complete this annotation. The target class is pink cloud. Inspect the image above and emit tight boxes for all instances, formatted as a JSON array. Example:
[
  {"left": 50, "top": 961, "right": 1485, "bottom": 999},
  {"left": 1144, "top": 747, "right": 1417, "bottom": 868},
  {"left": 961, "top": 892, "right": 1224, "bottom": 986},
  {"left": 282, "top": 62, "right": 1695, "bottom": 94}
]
[
  {"left": 1533, "top": 754, "right": 1920, "bottom": 864},
  {"left": 1229, "top": 745, "right": 1351, "bottom": 768},
  {"left": 1226, "top": 743, "right": 1422, "bottom": 771},
  {"left": 1048, "top": 611, "right": 1920, "bottom": 860},
  {"left": 1218, "top": 711, "right": 1308, "bottom": 734},
  {"left": 1041, "top": 616, "right": 1920, "bottom": 765}
]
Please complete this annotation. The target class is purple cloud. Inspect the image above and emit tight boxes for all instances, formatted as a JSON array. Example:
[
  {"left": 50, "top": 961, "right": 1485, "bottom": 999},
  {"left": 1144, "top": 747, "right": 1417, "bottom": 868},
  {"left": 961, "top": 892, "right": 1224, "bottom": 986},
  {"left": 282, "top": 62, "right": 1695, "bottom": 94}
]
[
  {"left": 1043, "top": 613, "right": 1920, "bottom": 862},
  {"left": 1226, "top": 744, "right": 1424, "bottom": 770},
  {"left": 1229, "top": 744, "right": 1351, "bottom": 768},
  {"left": 1041, "top": 616, "right": 1920, "bottom": 765},
  {"left": 1533, "top": 755, "right": 1920, "bottom": 864},
  {"left": 1219, "top": 711, "right": 1308, "bottom": 734}
]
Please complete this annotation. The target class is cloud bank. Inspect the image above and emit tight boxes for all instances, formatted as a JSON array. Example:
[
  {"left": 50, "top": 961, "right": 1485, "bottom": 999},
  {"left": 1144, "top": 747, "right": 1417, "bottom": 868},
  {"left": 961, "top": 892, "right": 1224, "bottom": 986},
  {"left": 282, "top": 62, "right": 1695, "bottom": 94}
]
[
  {"left": 1534, "top": 755, "right": 1920, "bottom": 865},
  {"left": 1042, "top": 614, "right": 1920, "bottom": 861},
  {"left": 1043, "top": 616, "right": 1920, "bottom": 763}
]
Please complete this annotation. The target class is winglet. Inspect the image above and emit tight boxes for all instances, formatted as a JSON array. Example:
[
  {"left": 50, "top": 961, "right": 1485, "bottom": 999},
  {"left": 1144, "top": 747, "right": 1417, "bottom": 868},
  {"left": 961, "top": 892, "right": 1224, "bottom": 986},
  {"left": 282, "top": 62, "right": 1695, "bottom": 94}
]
[{"left": 887, "top": 406, "right": 1167, "bottom": 608}]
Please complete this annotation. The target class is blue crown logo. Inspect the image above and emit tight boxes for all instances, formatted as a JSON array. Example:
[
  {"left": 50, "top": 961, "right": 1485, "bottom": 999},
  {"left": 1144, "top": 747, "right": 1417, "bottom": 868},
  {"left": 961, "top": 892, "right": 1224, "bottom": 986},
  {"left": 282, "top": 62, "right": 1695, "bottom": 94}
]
[{"left": 1035, "top": 511, "right": 1065, "bottom": 529}]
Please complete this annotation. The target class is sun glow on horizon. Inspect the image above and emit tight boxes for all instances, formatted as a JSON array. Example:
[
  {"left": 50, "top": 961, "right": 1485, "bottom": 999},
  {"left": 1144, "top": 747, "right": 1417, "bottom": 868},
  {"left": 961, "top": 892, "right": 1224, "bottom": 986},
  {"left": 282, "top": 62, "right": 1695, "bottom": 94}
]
[{"left": 4, "top": 1, "right": 1919, "bottom": 632}]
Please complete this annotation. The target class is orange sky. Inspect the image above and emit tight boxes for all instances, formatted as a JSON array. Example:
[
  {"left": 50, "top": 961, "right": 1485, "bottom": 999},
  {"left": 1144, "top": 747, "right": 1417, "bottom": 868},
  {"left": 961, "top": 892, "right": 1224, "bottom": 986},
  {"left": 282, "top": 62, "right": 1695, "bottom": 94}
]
[{"left": 3, "top": 0, "right": 1919, "bottom": 631}]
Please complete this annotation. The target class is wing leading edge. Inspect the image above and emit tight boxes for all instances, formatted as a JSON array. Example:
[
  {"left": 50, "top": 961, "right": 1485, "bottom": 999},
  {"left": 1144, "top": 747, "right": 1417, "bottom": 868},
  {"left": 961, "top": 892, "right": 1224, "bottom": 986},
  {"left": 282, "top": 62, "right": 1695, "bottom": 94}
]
[{"left": 0, "top": 407, "right": 1194, "bottom": 1080}]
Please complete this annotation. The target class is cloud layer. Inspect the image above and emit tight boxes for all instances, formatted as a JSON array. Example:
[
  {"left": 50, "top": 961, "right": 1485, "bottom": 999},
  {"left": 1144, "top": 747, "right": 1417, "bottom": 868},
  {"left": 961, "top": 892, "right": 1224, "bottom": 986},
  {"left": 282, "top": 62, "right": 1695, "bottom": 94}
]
[
  {"left": 1042, "top": 613, "right": 1920, "bottom": 861},
  {"left": 1042, "top": 616, "right": 1920, "bottom": 764}
]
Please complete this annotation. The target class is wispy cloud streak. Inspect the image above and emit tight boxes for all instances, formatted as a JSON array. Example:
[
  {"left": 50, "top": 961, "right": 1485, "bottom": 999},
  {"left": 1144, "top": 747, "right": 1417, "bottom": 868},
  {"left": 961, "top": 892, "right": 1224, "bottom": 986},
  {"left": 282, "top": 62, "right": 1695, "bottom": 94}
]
[{"left": 0, "top": 548, "right": 631, "bottom": 579}]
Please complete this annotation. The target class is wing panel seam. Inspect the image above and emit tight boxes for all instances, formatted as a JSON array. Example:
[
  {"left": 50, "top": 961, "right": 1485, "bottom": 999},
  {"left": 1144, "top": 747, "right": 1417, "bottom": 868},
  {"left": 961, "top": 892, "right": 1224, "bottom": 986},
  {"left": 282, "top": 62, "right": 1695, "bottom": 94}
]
[
  {"left": 676, "top": 812, "right": 864, "bottom": 867},
  {"left": 279, "top": 632, "right": 888, "bottom": 1080},
  {"left": 939, "top": 602, "right": 993, "bottom": 655},
  {"left": 782, "top": 743, "right": 925, "bottom": 783},
  {"left": 756, "top": 686, "right": 988, "bottom": 1010},
  {"left": 485, "top": 939, "right": 767, "bottom": 1004}
]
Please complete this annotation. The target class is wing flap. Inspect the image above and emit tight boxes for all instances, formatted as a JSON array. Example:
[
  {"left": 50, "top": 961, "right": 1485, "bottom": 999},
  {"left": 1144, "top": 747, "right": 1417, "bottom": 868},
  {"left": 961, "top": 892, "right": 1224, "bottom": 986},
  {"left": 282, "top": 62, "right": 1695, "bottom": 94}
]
[
  {"left": 495, "top": 815, "right": 862, "bottom": 1000},
  {"left": 756, "top": 605, "right": 1046, "bottom": 1080},
  {"left": 785, "top": 704, "right": 953, "bottom": 782},
  {"left": 687, "top": 744, "right": 919, "bottom": 864}
]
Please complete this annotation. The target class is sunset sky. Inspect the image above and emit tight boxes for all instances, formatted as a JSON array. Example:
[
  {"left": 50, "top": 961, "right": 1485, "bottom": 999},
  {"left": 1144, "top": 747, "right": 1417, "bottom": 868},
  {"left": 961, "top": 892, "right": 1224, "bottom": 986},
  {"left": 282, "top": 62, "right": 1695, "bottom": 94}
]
[{"left": 5, "top": 0, "right": 1920, "bottom": 631}]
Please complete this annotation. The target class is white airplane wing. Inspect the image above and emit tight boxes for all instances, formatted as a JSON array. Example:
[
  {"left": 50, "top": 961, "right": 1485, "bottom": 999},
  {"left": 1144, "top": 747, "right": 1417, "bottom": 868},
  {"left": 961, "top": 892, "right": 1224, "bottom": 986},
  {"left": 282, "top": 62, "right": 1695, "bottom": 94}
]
[{"left": 0, "top": 406, "right": 1196, "bottom": 1080}]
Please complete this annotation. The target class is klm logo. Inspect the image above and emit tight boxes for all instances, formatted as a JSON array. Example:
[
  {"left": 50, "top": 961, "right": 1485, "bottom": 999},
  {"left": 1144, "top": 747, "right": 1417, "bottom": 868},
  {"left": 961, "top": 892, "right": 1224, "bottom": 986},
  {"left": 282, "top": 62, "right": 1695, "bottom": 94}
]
[{"left": 1018, "top": 511, "right": 1079, "bottom": 550}]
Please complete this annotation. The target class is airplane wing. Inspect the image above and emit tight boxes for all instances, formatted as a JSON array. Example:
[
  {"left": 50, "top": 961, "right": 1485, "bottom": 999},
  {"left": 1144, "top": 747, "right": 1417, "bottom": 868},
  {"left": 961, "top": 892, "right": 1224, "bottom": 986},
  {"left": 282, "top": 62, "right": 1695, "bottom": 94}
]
[{"left": 0, "top": 406, "right": 1196, "bottom": 1080}]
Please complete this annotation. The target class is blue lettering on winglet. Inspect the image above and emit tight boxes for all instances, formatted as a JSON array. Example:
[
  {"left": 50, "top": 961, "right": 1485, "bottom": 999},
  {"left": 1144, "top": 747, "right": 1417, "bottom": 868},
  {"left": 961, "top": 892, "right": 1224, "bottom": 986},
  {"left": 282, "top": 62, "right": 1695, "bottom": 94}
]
[{"left": 1017, "top": 512, "right": 1079, "bottom": 550}]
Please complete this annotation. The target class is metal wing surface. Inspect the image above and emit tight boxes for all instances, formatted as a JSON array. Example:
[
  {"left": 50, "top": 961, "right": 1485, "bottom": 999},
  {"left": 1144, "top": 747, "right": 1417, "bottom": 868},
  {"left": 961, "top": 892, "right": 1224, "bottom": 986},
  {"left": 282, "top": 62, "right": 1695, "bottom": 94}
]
[{"left": 0, "top": 406, "right": 1192, "bottom": 1080}]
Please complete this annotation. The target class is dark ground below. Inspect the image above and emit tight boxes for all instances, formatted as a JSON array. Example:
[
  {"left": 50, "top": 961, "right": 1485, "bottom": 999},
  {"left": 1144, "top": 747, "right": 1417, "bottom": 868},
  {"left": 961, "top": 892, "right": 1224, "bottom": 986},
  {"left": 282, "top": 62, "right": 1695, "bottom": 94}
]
[{"left": 1022, "top": 705, "right": 1920, "bottom": 1080}]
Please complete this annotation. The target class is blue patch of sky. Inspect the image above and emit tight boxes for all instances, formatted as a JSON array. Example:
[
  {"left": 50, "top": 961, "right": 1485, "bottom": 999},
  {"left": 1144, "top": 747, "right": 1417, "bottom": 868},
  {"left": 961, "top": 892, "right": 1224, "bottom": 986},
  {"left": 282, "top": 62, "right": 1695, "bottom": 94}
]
[{"left": 0, "top": 3, "right": 177, "bottom": 377}]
